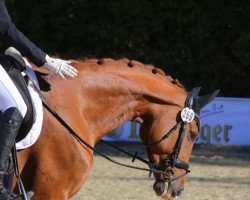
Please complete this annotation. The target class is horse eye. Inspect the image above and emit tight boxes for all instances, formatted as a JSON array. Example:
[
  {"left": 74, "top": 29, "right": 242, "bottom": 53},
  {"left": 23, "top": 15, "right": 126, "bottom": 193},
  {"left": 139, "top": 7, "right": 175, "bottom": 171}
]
[{"left": 189, "top": 131, "right": 199, "bottom": 142}]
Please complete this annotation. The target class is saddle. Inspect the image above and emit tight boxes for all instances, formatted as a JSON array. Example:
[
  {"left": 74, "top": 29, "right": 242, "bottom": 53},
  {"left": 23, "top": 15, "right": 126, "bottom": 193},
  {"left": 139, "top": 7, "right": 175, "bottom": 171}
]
[{"left": 0, "top": 54, "right": 36, "bottom": 142}]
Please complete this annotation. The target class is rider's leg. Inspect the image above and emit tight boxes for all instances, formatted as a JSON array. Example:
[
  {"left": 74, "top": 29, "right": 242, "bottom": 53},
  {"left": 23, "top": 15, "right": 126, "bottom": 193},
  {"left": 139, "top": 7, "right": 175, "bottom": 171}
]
[
  {"left": 0, "top": 65, "right": 27, "bottom": 200},
  {"left": 0, "top": 65, "right": 27, "bottom": 117},
  {"left": 0, "top": 107, "right": 24, "bottom": 200}
]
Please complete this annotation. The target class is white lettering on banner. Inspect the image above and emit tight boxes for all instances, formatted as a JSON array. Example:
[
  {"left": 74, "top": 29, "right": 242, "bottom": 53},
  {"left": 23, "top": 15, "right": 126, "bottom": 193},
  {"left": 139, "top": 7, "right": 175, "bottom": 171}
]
[{"left": 102, "top": 97, "right": 250, "bottom": 146}]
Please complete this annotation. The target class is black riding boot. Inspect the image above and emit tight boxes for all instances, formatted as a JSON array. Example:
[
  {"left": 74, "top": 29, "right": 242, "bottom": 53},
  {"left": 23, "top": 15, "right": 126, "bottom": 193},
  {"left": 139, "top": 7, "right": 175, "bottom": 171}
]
[{"left": 0, "top": 107, "right": 23, "bottom": 200}]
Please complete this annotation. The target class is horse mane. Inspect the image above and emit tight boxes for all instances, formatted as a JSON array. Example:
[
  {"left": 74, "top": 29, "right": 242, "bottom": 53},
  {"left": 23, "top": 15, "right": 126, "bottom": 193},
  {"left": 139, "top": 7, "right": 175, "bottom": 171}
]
[{"left": 72, "top": 58, "right": 185, "bottom": 89}]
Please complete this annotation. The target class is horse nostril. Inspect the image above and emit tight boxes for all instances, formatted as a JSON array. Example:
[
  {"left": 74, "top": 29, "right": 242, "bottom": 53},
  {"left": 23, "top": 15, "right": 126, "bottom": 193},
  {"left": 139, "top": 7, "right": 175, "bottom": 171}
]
[
  {"left": 170, "top": 185, "right": 184, "bottom": 197},
  {"left": 153, "top": 182, "right": 165, "bottom": 196},
  {"left": 177, "top": 188, "right": 184, "bottom": 196}
]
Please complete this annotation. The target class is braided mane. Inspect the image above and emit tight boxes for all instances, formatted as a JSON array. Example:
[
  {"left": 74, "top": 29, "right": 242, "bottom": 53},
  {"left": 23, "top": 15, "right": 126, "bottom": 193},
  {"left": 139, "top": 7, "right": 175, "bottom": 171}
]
[{"left": 73, "top": 58, "right": 184, "bottom": 88}]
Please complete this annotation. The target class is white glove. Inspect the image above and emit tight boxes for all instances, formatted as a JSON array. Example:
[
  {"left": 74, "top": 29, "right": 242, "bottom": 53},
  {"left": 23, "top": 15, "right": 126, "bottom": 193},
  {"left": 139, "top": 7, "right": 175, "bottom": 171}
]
[{"left": 44, "top": 55, "right": 78, "bottom": 79}]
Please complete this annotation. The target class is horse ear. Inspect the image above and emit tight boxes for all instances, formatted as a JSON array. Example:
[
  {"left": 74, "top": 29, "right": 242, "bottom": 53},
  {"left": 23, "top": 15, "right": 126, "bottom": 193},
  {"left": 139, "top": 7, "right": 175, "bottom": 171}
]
[
  {"left": 190, "top": 87, "right": 202, "bottom": 97},
  {"left": 193, "top": 89, "right": 220, "bottom": 113}
]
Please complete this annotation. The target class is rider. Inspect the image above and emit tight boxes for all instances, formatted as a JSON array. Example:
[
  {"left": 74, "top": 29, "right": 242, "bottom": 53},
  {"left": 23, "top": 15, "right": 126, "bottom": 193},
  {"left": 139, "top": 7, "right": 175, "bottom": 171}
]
[{"left": 0, "top": 0, "right": 78, "bottom": 199}]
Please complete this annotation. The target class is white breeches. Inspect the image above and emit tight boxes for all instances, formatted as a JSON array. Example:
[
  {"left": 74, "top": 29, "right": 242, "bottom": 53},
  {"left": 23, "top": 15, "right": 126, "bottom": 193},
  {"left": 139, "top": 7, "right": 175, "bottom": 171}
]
[{"left": 0, "top": 65, "right": 27, "bottom": 117}]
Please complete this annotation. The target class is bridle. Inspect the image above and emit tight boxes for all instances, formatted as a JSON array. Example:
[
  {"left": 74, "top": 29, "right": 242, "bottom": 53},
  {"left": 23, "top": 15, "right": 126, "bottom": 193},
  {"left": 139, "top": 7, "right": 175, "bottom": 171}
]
[
  {"left": 143, "top": 90, "right": 201, "bottom": 182},
  {"left": 29, "top": 70, "right": 200, "bottom": 184}
]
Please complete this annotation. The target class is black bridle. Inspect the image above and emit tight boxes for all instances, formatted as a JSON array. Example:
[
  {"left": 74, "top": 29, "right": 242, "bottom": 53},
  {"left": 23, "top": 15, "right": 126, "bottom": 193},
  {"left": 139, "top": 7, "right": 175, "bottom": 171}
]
[{"left": 141, "top": 91, "right": 200, "bottom": 182}]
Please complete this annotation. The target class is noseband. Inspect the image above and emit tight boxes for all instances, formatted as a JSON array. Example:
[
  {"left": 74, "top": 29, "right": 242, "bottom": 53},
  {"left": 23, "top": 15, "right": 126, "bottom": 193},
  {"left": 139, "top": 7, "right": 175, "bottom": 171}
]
[{"left": 144, "top": 91, "right": 200, "bottom": 182}]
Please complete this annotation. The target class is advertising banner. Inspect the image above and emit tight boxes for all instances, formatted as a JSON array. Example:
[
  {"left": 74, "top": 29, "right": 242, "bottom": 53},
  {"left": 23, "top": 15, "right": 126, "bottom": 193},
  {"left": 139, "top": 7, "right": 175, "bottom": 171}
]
[{"left": 102, "top": 97, "right": 250, "bottom": 146}]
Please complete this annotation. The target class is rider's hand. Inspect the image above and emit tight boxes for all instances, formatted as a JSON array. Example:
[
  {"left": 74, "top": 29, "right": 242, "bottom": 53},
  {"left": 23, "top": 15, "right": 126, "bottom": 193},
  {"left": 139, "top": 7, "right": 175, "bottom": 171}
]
[{"left": 44, "top": 55, "right": 78, "bottom": 79}]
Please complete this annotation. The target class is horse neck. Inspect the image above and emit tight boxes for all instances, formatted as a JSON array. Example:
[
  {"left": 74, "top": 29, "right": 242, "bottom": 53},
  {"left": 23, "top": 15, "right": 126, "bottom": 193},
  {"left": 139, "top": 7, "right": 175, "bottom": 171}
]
[{"left": 46, "top": 60, "right": 187, "bottom": 144}]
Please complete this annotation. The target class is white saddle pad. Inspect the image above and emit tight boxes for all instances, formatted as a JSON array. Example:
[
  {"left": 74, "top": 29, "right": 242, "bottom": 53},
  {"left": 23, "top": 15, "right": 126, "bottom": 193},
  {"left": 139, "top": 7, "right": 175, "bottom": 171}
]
[{"left": 16, "top": 59, "right": 43, "bottom": 150}]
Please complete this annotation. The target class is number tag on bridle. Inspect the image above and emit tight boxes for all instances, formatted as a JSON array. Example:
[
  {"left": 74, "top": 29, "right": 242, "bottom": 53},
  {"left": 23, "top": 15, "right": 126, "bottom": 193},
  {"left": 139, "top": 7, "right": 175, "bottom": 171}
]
[{"left": 181, "top": 107, "right": 195, "bottom": 123}]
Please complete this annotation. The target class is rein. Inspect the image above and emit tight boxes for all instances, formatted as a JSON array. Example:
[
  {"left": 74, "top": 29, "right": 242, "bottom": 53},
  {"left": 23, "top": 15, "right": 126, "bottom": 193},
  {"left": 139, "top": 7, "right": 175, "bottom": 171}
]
[
  {"left": 25, "top": 72, "right": 199, "bottom": 183},
  {"left": 42, "top": 101, "right": 176, "bottom": 180},
  {"left": 24, "top": 73, "right": 176, "bottom": 179}
]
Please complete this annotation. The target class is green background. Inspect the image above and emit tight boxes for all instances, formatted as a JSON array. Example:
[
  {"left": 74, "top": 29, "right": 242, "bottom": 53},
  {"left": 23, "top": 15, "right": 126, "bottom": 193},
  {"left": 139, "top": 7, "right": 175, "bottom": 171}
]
[{"left": 2, "top": 0, "right": 250, "bottom": 97}]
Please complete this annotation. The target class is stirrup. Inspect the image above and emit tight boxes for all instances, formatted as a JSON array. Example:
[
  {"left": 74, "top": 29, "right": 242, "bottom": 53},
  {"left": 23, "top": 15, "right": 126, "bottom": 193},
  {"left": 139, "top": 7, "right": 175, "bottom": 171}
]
[{"left": 26, "top": 191, "right": 34, "bottom": 199}]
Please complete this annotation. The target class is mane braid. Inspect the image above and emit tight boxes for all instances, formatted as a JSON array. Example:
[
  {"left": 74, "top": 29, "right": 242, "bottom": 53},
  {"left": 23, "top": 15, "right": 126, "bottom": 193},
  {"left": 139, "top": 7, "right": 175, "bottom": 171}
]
[{"left": 76, "top": 58, "right": 185, "bottom": 88}]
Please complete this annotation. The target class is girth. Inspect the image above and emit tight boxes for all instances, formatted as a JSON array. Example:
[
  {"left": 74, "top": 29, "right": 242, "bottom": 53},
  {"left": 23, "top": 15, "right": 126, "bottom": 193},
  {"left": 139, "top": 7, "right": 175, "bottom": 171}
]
[{"left": 0, "top": 55, "right": 35, "bottom": 142}]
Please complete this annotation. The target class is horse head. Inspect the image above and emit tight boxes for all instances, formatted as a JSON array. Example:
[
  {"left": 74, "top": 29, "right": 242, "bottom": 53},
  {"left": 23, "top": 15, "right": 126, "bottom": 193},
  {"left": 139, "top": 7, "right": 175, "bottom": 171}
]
[{"left": 139, "top": 87, "right": 219, "bottom": 199}]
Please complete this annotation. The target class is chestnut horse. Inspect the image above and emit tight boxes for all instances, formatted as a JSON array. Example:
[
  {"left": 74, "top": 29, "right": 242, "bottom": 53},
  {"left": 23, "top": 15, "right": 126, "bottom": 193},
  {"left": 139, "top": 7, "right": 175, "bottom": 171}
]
[{"left": 17, "top": 58, "right": 218, "bottom": 200}]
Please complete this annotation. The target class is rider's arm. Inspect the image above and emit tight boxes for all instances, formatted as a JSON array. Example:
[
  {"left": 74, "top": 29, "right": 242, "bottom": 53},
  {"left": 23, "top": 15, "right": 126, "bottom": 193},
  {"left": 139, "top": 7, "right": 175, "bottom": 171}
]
[
  {"left": 0, "top": 0, "right": 78, "bottom": 78},
  {"left": 0, "top": 0, "right": 46, "bottom": 67}
]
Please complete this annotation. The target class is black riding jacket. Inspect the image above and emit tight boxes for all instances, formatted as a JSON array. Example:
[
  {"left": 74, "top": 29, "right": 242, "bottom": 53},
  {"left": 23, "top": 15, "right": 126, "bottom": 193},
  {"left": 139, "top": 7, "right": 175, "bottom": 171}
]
[{"left": 0, "top": 0, "right": 46, "bottom": 66}]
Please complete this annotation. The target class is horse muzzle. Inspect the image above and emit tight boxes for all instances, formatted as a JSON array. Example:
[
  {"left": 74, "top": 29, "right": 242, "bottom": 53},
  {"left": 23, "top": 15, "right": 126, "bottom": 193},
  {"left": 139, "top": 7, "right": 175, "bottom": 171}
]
[{"left": 153, "top": 180, "right": 184, "bottom": 200}]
